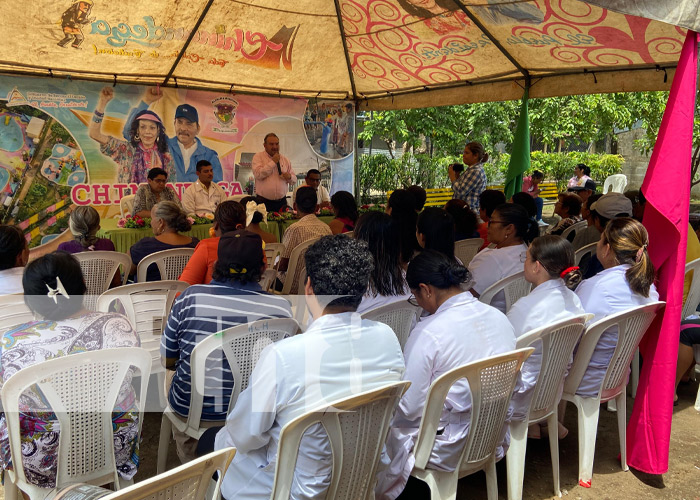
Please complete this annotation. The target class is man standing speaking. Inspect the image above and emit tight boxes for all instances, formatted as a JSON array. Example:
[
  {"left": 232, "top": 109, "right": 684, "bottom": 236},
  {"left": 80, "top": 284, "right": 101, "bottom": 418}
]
[{"left": 252, "top": 133, "right": 296, "bottom": 212}]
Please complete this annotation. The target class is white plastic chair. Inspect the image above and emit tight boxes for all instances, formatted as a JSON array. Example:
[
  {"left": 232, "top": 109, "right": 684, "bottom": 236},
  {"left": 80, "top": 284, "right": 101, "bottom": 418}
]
[
  {"left": 360, "top": 301, "right": 421, "bottom": 350},
  {"left": 575, "top": 241, "right": 598, "bottom": 268},
  {"left": 1, "top": 347, "right": 151, "bottom": 500},
  {"left": 455, "top": 238, "right": 484, "bottom": 267},
  {"left": 506, "top": 314, "right": 590, "bottom": 500},
  {"left": 96, "top": 281, "right": 189, "bottom": 409},
  {"left": 561, "top": 301, "right": 665, "bottom": 488},
  {"left": 478, "top": 271, "right": 532, "bottom": 314},
  {"left": 270, "top": 381, "right": 410, "bottom": 500},
  {"left": 120, "top": 194, "right": 135, "bottom": 218},
  {"left": 409, "top": 348, "right": 533, "bottom": 500},
  {"left": 0, "top": 294, "right": 35, "bottom": 335},
  {"left": 100, "top": 448, "right": 236, "bottom": 500},
  {"left": 157, "top": 317, "right": 300, "bottom": 473},
  {"left": 264, "top": 242, "right": 285, "bottom": 270},
  {"left": 278, "top": 237, "right": 320, "bottom": 295},
  {"left": 603, "top": 174, "right": 628, "bottom": 194},
  {"left": 74, "top": 251, "right": 131, "bottom": 310},
  {"left": 560, "top": 220, "right": 588, "bottom": 243},
  {"left": 137, "top": 247, "right": 195, "bottom": 282}
]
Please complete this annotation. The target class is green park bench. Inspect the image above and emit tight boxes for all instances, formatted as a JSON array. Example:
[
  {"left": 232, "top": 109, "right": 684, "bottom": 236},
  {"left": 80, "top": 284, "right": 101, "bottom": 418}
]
[{"left": 387, "top": 182, "right": 560, "bottom": 208}]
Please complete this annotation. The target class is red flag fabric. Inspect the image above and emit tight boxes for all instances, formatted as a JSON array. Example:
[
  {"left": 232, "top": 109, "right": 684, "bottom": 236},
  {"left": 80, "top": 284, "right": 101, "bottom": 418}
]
[{"left": 628, "top": 29, "right": 698, "bottom": 474}]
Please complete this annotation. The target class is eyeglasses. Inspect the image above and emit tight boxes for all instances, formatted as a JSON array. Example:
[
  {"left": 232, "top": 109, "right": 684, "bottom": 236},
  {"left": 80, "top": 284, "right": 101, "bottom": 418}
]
[
  {"left": 407, "top": 295, "right": 419, "bottom": 307},
  {"left": 487, "top": 220, "right": 507, "bottom": 227}
]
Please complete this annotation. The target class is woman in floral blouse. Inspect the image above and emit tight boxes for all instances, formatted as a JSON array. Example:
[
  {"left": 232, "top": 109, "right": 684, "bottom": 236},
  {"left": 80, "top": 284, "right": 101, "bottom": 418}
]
[{"left": 88, "top": 86, "right": 175, "bottom": 183}]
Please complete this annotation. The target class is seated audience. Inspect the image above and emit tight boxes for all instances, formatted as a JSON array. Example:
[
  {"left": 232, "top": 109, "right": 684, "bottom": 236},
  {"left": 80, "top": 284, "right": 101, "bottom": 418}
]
[
  {"left": 58, "top": 206, "right": 115, "bottom": 253},
  {"left": 572, "top": 218, "right": 658, "bottom": 397},
  {"left": 162, "top": 230, "right": 292, "bottom": 463},
  {"left": 181, "top": 160, "right": 227, "bottom": 216},
  {"left": 179, "top": 201, "right": 246, "bottom": 285},
  {"left": 416, "top": 207, "right": 456, "bottom": 260},
  {"left": 355, "top": 212, "right": 410, "bottom": 313},
  {"left": 549, "top": 192, "right": 583, "bottom": 238},
  {"left": 567, "top": 178, "right": 596, "bottom": 205},
  {"left": 132, "top": 167, "right": 181, "bottom": 218},
  {"left": 291, "top": 168, "right": 330, "bottom": 208},
  {"left": 277, "top": 186, "right": 332, "bottom": 284},
  {"left": 571, "top": 193, "right": 603, "bottom": 250},
  {"left": 376, "top": 250, "right": 516, "bottom": 499},
  {"left": 0, "top": 252, "right": 139, "bottom": 489},
  {"left": 214, "top": 235, "right": 405, "bottom": 499},
  {"left": 507, "top": 235, "right": 585, "bottom": 434},
  {"left": 468, "top": 203, "right": 538, "bottom": 312},
  {"left": 240, "top": 196, "right": 277, "bottom": 243},
  {"left": 407, "top": 185, "right": 427, "bottom": 211},
  {"left": 522, "top": 170, "right": 544, "bottom": 221},
  {"left": 0, "top": 225, "right": 28, "bottom": 295},
  {"left": 444, "top": 199, "right": 479, "bottom": 241},
  {"left": 387, "top": 189, "right": 419, "bottom": 266},
  {"left": 476, "top": 189, "right": 506, "bottom": 248},
  {"left": 511, "top": 191, "right": 537, "bottom": 220},
  {"left": 130, "top": 201, "right": 198, "bottom": 281},
  {"left": 328, "top": 191, "right": 358, "bottom": 234}
]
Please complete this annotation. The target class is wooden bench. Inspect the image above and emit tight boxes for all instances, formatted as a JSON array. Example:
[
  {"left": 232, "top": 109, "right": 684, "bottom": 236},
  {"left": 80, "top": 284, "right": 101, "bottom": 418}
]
[{"left": 387, "top": 182, "right": 560, "bottom": 208}]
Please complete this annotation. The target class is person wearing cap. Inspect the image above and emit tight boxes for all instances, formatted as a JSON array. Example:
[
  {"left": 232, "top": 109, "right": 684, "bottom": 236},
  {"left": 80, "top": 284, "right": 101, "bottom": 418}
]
[
  {"left": 161, "top": 229, "right": 292, "bottom": 463},
  {"left": 567, "top": 178, "right": 597, "bottom": 204},
  {"left": 252, "top": 133, "right": 296, "bottom": 213},
  {"left": 291, "top": 169, "right": 330, "bottom": 208},
  {"left": 181, "top": 160, "right": 227, "bottom": 216},
  {"left": 123, "top": 87, "right": 223, "bottom": 183},
  {"left": 89, "top": 86, "right": 175, "bottom": 183},
  {"left": 132, "top": 168, "right": 182, "bottom": 219},
  {"left": 567, "top": 163, "right": 592, "bottom": 188}
]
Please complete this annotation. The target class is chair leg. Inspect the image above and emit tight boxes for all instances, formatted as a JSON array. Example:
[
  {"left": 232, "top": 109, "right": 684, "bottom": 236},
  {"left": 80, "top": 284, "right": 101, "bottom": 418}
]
[
  {"left": 485, "top": 457, "right": 498, "bottom": 500},
  {"left": 415, "top": 469, "right": 458, "bottom": 500},
  {"left": 158, "top": 413, "right": 173, "bottom": 474},
  {"left": 575, "top": 397, "right": 601, "bottom": 488},
  {"left": 4, "top": 475, "right": 18, "bottom": 500},
  {"left": 631, "top": 350, "right": 640, "bottom": 398},
  {"left": 506, "top": 419, "right": 528, "bottom": 500},
  {"left": 615, "top": 393, "right": 628, "bottom": 472},
  {"left": 545, "top": 413, "right": 561, "bottom": 497}
]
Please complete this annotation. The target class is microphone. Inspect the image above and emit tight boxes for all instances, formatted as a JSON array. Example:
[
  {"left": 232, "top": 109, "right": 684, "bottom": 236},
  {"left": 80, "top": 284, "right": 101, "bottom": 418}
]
[{"left": 276, "top": 161, "right": 282, "bottom": 175}]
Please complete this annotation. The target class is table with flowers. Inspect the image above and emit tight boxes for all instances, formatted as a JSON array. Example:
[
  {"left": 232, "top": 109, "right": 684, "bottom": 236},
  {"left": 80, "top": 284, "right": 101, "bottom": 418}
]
[{"left": 97, "top": 216, "right": 214, "bottom": 254}]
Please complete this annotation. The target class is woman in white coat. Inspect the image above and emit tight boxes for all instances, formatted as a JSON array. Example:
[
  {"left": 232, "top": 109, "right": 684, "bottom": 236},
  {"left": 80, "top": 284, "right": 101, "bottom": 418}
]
[
  {"left": 507, "top": 235, "right": 586, "bottom": 434},
  {"left": 377, "top": 250, "right": 516, "bottom": 499},
  {"left": 468, "top": 203, "right": 539, "bottom": 312},
  {"left": 572, "top": 217, "right": 658, "bottom": 397}
]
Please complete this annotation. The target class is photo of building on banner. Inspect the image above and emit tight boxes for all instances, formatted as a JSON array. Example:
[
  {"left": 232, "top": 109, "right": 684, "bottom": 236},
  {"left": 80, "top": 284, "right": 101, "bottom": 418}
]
[{"left": 0, "top": 76, "right": 355, "bottom": 248}]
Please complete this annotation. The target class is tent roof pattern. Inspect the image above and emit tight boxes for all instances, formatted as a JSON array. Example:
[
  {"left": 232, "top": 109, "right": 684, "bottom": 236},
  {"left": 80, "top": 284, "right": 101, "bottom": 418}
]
[{"left": 0, "top": 0, "right": 697, "bottom": 109}]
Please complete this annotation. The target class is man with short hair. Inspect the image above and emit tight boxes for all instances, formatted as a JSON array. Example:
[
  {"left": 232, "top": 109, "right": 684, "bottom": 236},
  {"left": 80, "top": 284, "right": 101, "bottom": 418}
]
[
  {"left": 252, "top": 133, "right": 296, "bottom": 213},
  {"left": 0, "top": 225, "right": 28, "bottom": 295},
  {"left": 124, "top": 88, "right": 223, "bottom": 182},
  {"left": 132, "top": 167, "right": 181, "bottom": 218},
  {"left": 291, "top": 169, "right": 330, "bottom": 208},
  {"left": 214, "top": 235, "right": 405, "bottom": 499},
  {"left": 181, "top": 160, "right": 227, "bottom": 216},
  {"left": 162, "top": 230, "right": 292, "bottom": 462}
]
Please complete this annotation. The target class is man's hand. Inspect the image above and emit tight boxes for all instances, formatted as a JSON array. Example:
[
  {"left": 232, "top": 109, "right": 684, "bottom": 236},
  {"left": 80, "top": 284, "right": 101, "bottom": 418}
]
[
  {"left": 271, "top": 153, "right": 281, "bottom": 164},
  {"left": 281, "top": 172, "right": 292, "bottom": 181},
  {"left": 448, "top": 164, "right": 457, "bottom": 182},
  {"left": 143, "top": 86, "right": 163, "bottom": 104}
]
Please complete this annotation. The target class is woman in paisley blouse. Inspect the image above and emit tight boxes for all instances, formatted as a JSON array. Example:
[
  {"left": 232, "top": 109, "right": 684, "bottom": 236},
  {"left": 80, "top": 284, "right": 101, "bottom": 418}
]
[
  {"left": 0, "top": 252, "right": 140, "bottom": 490},
  {"left": 88, "top": 86, "right": 175, "bottom": 183}
]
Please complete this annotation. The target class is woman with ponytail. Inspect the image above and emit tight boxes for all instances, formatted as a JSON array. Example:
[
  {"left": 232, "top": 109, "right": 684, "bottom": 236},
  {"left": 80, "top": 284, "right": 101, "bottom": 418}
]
[
  {"left": 58, "top": 206, "right": 115, "bottom": 253},
  {"left": 377, "top": 250, "right": 516, "bottom": 499},
  {"left": 572, "top": 217, "right": 658, "bottom": 397},
  {"left": 506, "top": 235, "right": 586, "bottom": 430},
  {"left": 468, "top": 203, "right": 539, "bottom": 312}
]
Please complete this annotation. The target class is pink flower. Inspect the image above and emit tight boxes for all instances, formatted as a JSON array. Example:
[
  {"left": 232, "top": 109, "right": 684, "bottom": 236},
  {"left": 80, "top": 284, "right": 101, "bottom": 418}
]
[
  {"left": 117, "top": 218, "right": 126, "bottom": 228},
  {"left": 187, "top": 217, "right": 195, "bottom": 225}
]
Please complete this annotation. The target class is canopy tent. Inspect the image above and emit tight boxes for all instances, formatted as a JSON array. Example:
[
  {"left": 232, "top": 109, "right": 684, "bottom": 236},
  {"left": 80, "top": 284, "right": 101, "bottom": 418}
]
[{"left": 0, "top": 1, "right": 697, "bottom": 110}]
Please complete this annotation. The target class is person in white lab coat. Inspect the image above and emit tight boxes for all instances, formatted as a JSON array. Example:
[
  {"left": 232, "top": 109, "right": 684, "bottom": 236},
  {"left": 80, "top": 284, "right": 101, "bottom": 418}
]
[
  {"left": 507, "top": 235, "right": 585, "bottom": 432},
  {"left": 468, "top": 203, "right": 539, "bottom": 312},
  {"left": 214, "top": 235, "right": 405, "bottom": 500},
  {"left": 376, "top": 250, "right": 516, "bottom": 500},
  {"left": 572, "top": 217, "right": 658, "bottom": 397}
]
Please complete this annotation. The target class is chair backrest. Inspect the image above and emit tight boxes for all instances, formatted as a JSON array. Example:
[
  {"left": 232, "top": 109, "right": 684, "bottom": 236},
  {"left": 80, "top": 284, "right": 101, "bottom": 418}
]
[
  {"left": 516, "top": 315, "right": 590, "bottom": 422},
  {"left": 412, "top": 349, "right": 533, "bottom": 474},
  {"left": 120, "top": 194, "right": 136, "bottom": 218},
  {"left": 360, "top": 301, "right": 420, "bottom": 350},
  {"left": 455, "top": 238, "right": 484, "bottom": 267},
  {"left": 344, "top": 231, "right": 354, "bottom": 238},
  {"left": 0, "top": 294, "right": 35, "bottom": 335},
  {"left": 478, "top": 271, "right": 532, "bottom": 314},
  {"left": 101, "top": 447, "right": 236, "bottom": 500},
  {"left": 74, "top": 251, "right": 132, "bottom": 310},
  {"left": 575, "top": 241, "right": 597, "bottom": 267},
  {"left": 280, "top": 237, "right": 320, "bottom": 295},
  {"left": 186, "top": 318, "right": 300, "bottom": 430},
  {"left": 560, "top": 220, "right": 588, "bottom": 242},
  {"left": 137, "top": 247, "right": 195, "bottom": 282},
  {"left": 259, "top": 268, "right": 277, "bottom": 292},
  {"left": 265, "top": 242, "right": 285, "bottom": 270},
  {"left": 1, "top": 347, "right": 151, "bottom": 492},
  {"left": 603, "top": 174, "right": 628, "bottom": 194},
  {"left": 682, "top": 257, "right": 700, "bottom": 319},
  {"left": 270, "top": 381, "right": 410, "bottom": 500},
  {"left": 563, "top": 302, "right": 665, "bottom": 400}
]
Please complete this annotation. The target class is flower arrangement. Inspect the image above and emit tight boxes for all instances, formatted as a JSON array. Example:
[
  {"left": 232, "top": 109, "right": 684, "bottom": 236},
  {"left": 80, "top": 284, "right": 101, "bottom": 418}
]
[
  {"left": 318, "top": 207, "right": 334, "bottom": 217},
  {"left": 359, "top": 203, "right": 386, "bottom": 214},
  {"left": 117, "top": 215, "right": 149, "bottom": 228},
  {"left": 191, "top": 213, "right": 215, "bottom": 225},
  {"left": 267, "top": 210, "right": 294, "bottom": 222}
]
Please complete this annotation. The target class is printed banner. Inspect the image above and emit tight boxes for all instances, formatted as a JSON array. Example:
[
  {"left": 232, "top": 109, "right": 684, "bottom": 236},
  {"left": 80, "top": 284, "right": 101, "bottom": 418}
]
[{"left": 0, "top": 75, "right": 354, "bottom": 248}]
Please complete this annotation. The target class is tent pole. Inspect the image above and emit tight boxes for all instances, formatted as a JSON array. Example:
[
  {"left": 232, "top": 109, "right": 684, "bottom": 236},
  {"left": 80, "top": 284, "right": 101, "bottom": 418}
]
[{"left": 333, "top": 0, "right": 358, "bottom": 99}]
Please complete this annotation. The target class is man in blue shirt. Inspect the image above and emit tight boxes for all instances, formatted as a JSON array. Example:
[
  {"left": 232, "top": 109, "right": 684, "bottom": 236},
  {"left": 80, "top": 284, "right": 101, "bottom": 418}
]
[{"left": 123, "top": 87, "right": 223, "bottom": 182}]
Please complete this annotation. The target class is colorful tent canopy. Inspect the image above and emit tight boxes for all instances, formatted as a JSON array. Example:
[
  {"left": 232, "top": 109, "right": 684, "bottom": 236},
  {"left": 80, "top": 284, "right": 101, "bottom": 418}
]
[{"left": 0, "top": 1, "right": 696, "bottom": 110}]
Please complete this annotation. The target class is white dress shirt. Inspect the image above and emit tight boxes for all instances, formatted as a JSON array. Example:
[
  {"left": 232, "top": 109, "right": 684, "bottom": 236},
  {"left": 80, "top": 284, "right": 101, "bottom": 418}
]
[
  {"left": 178, "top": 141, "right": 198, "bottom": 177},
  {"left": 214, "top": 312, "right": 405, "bottom": 500},
  {"left": 181, "top": 180, "right": 227, "bottom": 216},
  {"left": 252, "top": 151, "right": 295, "bottom": 200},
  {"left": 292, "top": 184, "right": 330, "bottom": 206},
  {"left": 506, "top": 279, "right": 585, "bottom": 420},
  {"left": 0, "top": 267, "right": 24, "bottom": 295},
  {"left": 468, "top": 244, "right": 527, "bottom": 313},
  {"left": 573, "top": 265, "right": 659, "bottom": 397}
]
